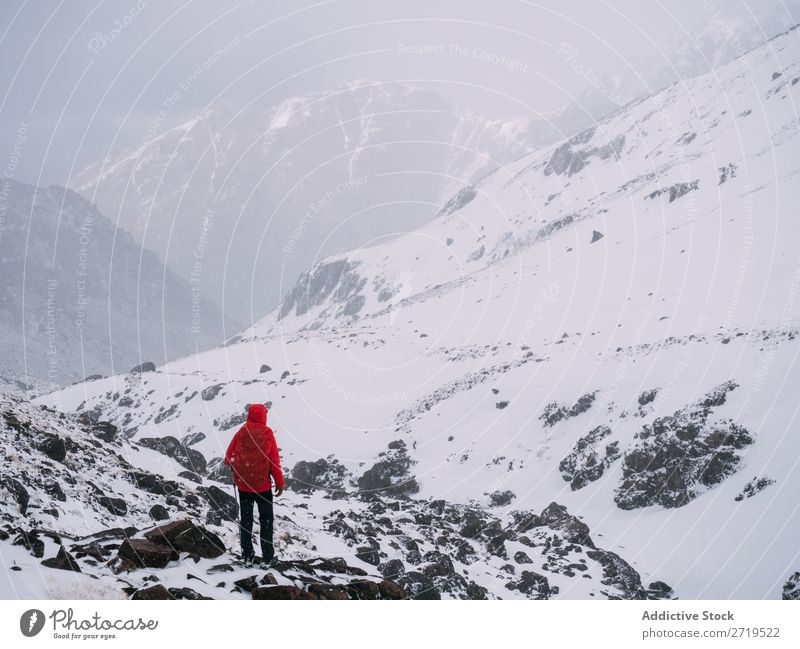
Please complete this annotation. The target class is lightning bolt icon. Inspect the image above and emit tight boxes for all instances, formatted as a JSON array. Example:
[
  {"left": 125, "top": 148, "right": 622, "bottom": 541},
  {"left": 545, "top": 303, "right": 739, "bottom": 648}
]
[{"left": 28, "top": 611, "right": 38, "bottom": 632}]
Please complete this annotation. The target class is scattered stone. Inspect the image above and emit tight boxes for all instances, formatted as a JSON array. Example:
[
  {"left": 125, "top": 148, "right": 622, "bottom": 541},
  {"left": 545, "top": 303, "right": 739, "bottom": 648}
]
[
  {"left": 559, "top": 425, "right": 621, "bottom": 490},
  {"left": 179, "top": 471, "right": 202, "bottom": 484},
  {"left": 0, "top": 475, "right": 29, "bottom": 515},
  {"left": 41, "top": 546, "right": 81, "bottom": 572},
  {"left": 489, "top": 490, "right": 515, "bottom": 507},
  {"left": 99, "top": 496, "right": 127, "bottom": 516},
  {"left": 144, "top": 519, "right": 225, "bottom": 558},
  {"left": 138, "top": 436, "right": 207, "bottom": 475},
  {"left": 130, "top": 362, "right": 156, "bottom": 374},
  {"left": 198, "top": 486, "right": 238, "bottom": 523},
  {"left": 783, "top": 572, "right": 800, "bottom": 600},
  {"left": 259, "top": 365, "right": 271, "bottom": 373},
  {"left": 201, "top": 385, "right": 224, "bottom": 401},
  {"left": 591, "top": 230, "right": 604, "bottom": 243},
  {"left": 131, "top": 584, "right": 171, "bottom": 600},
  {"left": 734, "top": 476, "right": 775, "bottom": 501}
]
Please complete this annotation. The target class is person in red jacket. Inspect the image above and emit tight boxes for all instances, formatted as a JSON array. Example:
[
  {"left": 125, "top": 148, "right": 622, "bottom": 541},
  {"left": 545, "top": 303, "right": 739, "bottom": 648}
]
[{"left": 223, "top": 403, "right": 285, "bottom": 567}]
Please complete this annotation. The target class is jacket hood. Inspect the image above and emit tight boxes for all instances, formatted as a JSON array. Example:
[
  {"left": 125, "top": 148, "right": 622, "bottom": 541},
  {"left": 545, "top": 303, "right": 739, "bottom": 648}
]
[{"left": 246, "top": 403, "right": 267, "bottom": 425}]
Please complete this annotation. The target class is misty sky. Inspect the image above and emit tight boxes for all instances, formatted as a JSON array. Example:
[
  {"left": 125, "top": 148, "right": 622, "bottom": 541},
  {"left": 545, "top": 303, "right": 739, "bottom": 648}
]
[{"left": 1, "top": 0, "right": 797, "bottom": 186}]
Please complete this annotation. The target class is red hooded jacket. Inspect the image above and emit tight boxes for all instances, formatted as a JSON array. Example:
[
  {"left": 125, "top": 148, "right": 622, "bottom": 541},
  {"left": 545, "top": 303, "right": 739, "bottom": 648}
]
[{"left": 223, "top": 404, "right": 284, "bottom": 493}]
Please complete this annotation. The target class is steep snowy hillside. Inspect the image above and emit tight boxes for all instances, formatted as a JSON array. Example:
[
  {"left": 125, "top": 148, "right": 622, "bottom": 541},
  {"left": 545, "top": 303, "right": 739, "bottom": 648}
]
[
  {"left": 73, "top": 82, "right": 558, "bottom": 324},
  {"left": 0, "top": 180, "right": 239, "bottom": 389},
  {"left": 45, "top": 27, "right": 800, "bottom": 599}
]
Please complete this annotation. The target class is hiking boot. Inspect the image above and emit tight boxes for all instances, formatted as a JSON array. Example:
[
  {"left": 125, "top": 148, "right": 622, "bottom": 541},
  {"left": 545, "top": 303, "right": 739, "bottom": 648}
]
[
  {"left": 242, "top": 554, "right": 255, "bottom": 567},
  {"left": 260, "top": 557, "right": 277, "bottom": 570}
]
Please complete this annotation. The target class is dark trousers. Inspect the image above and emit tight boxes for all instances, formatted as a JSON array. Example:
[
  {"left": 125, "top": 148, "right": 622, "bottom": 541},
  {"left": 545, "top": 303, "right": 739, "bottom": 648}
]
[{"left": 238, "top": 489, "right": 274, "bottom": 561}]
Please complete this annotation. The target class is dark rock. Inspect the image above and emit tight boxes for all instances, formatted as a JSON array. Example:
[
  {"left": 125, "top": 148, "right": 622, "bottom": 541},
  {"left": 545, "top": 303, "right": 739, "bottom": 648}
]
[
  {"left": 129, "top": 471, "right": 179, "bottom": 496},
  {"left": 206, "top": 458, "right": 234, "bottom": 485},
  {"left": 559, "top": 425, "right": 621, "bottom": 490},
  {"left": 489, "top": 490, "right": 515, "bottom": 506},
  {"left": 505, "top": 570, "right": 551, "bottom": 599},
  {"left": 149, "top": 505, "right": 169, "bottom": 521},
  {"left": 13, "top": 531, "right": 45, "bottom": 558},
  {"left": 734, "top": 476, "right": 775, "bottom": 502},
  {"left": 539, "top": 502, "right": 594, "bottom": 547},
  {"left": 646, "top": 581, "right": 675, "bottom": 600},
  {"left": 398, "top": 571, "right": 441, "bottom": 600},
  {"left": 347, "top": 580, "right": 381, "bottom": 600},
  {"left": 495, "top": 400, "right": 509, "bottom": 409},
  {"left": 357, "top": 443, "right": 419, "bottom": 496},
  {"left": 0, "top": 475, "right": 29, "bottom": 515},
  {"left": 252, "top": 585, "right": 310, "bottom": 600},
  {"left": 378, "top": 580, "right": 406, "bottom": 599},
  {"left": 783, "top": 572, "right": 800, "bottom": 600},
  {"left": 99, "top": 496, "right": 127, "bottom": 516},
  {"left": 280, "top": 370, "right": 290, "bottom": 380},
  {"left": 138, "top": 436, "right": 207, "bottom": 475},
  {"left": 289, "top": 457, "right": 347, "bottom": 493},
  {"left": 514, "top": 551, "right": 532, "bottom": 564},
  {"left": 198, "top": 486, "right": 238, "bottom": 522},
  {"left": 422, "top": 551, "right": 454, "bottom": 577},
  {"left": 201, "top": 384, "right": 224, "bottom": 401},
  {"left": 259, "top": 364, "right": 271, "bottom": 373},
  {"left": 379, "top": 559, "right": 406, "bottom": 579},
  {"left": 207, "top": 563, "right": 234, "bottom": 574},
  {"left": 181, "top": 432, "right": 206, "bottom": 447},
  {"left": 234, "top": 576, "right": 260, "bottom": 593},
  {"left": 35, "top": 432, "right": 67, "bottom": 463},
  {"left": 616, "top": 381, "right": 752, "bottom": 510},
  {"left": 308, "top": 584, "right": 350, "bottom": 600},
  {"left": 131, "top": 584, "right": 171, "bottom": 600},
  {"left": 587, "top": 549, "right": 647, "bottom": 599},
  {"left": 44, "top": 481, "right": 67, "bottom": 502},
  {"left": 179, "top": 471, "right": 202, "bottom": 484},
  {"left": 355, "top": 545, "right": 380, "bottom": 566},
  {"left": 169, "top": 587, "right": 211, "bottom": 600},
  {"left": 130, "top": 362, "right": 157, "bottom": 374},
  {"left": 41, "top": 546, "right": 81, "bottom": 572},
  {"left": 638, "top": 389, "right": 659, "bottom": 407},
  {"left": 118, "top": 538, "right": 177, "bottom": 569},
  {"left": 591, "top": 230, "right": 604, "bottom": 243},
  {"left": 144, "top": 519, "right": 225, "bottom": 558}
]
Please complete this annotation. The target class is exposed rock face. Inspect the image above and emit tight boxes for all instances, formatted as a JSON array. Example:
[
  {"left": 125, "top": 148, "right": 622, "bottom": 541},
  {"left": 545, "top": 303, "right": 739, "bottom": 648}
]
[
  {"left": 540, "top": 391, "right": 597, "bottom": 427},
  {"left": 1, "top": 475, "right": 30, "bottom": 515},
  {"left": 357, "top": 440, "right": 419, "bottom": 496},
  {"left": 559, "top": 425, "right": 621, "bottom": 490},
  {"left": 783, "top": 572, "right": 800, "bottom": 600},
  {"left": 278, "top": 258, "right": 367, "bottom": 321},
  {"left": 289, "top": 457, "right": 348, "bottom": 494},
  {"left": 615, "top": 381, "right": 753, "bottom": 509},
  {"left": 645, "top": 180, "right": 700, "bottom": 203},
  {"left": 543, "top": 127, "right": 625, "bottom": 177},
  {"left": 505, "top": 570, "right": 550, "bottom": 598},
  {"left": 137, "top": 436, "right": 207, "bottom": 475},
  {"left": 201, "top": 384, "right": 224, "bottom": 401},
  {"left": 99, "top": 496, "right": 128, "bottom": 516},
  {"left": 41, "top": 546, "right": 81, "bottom": 572},
  {"left": 734, "top": 476, "right": 775, "bottom": 501},
  {"left": 149, "top": 504, "right": 170, "bottom": 521}
]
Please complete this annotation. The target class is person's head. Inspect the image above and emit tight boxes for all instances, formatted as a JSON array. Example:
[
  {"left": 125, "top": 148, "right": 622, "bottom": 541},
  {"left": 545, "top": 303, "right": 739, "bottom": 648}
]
[{"left": 245, "top": 402, "right": 268, "bottom": 425}]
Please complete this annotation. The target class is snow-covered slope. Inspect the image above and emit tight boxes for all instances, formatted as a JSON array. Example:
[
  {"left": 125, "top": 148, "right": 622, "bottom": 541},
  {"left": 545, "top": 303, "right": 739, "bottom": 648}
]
[{"left": 42, "top": 27, "right": 800, "bottom": 599}]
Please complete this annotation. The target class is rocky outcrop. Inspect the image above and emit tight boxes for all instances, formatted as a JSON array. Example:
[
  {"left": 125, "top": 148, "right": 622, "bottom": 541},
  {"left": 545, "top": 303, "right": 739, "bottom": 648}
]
[
  {"left": 734, "top": 476, "right": 775, "bottom": 501},
  {"left": 118, "top": 538, "right": 178, "bottom": 569},
  {"left": 615, "top": 381, "right": 753, "bottom": 509},
  {"left": 137, "top": 436, "right": 207, "bottom": 475},
  {"left": 41, "top": 546, "right": 81, "bottom": 572},
  {"left": 289, "top": 457, "right": 348, "bottom": 494},
  {"left": 559, "top": 425, "right": 621, "bottom": 490},
  {"left": 540, "top": 391, "right": 597, "bottom": 427},
  {"left": 357, "top": 440, "right": 419, "bottom": 496},
  {"left": 143, "top": 519, "right": 225, "bottom": 559},
  {"left": 783, "top": 572, "right": 800, "bottom": 600}
]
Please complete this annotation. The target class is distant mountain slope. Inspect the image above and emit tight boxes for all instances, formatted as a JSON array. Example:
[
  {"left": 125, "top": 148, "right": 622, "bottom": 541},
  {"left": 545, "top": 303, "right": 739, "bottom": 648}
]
[
  {"left": 45, "top": 27, "right": 800, "bottom": 599},
  {"left": 0, "top": 180, "right": 240, "bottom": 389}
]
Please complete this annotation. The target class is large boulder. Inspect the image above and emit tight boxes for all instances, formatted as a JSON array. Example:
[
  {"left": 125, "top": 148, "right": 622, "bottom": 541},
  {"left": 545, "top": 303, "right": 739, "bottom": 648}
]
[
  {"left": 252, "top": 585, "right": 314, "bottom": 600},
  {"left": 130, "top": 362, "right": 157, "bottom": 374},
  {"left": 118, "top": 538, "right": 178, "bottom": 569},
  {"left": 98, "top": 496, "right": 127, "bottom": 516},
  {"left": 0, "top": 475, "right": 29, "bottom": 515},
  {"left": 144, "top": 519, "right": 225, "bottom": 559},
  {"left": 41, "top": 546, "right": 81, "bottom": 572}
]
